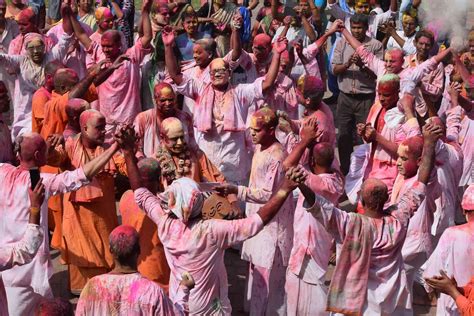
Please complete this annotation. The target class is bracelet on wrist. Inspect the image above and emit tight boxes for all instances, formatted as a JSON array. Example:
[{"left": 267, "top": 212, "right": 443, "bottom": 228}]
[{"left": 30, "top": 206, "right": 40, "bottom": 212}]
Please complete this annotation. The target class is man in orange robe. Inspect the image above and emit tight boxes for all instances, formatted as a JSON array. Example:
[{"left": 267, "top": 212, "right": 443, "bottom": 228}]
[
  {"left": 118, "top": 158, "right": 170, "bottom": 290},
  {"left": 52, "top": 109, "right": 126, "bottom": 294}
]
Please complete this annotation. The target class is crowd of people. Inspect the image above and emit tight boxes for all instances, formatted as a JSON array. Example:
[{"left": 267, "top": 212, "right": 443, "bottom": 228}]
[{"left": 0, "top": 0, "right": 473, "bottom": 314}]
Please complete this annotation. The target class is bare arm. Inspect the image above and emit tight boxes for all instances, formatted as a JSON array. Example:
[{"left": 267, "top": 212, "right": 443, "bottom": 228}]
[
  {"left": 418, "top": 124, "right": 441, "bottom": 185},
  {"left": 140, "top": 0, "right": 153, "bottom": 47},
  {"left": 257, "top": 176, "right": 298, "bottom": 224},
  {"left": 300, "top": 15, "right": 317, "bottom": 43},
  {"left": 230, "top": 14, "right": 243, "bottom": 61},
  {"left": 308, "top": 0, "right": 322, "bottom": 30},
  {"left": 282, "top": 117, "right": 319, "bottom": 170},
  {"left": 390, "top": 0, "right": 397, "bottom": 12},
  {"left": 341, "top": 28, "right": 362, "bottom": 50},
  {"left": 68, "top": 70, "right": 97, "bottom": 99},
  {"left": 82, "top": 142, "right": 120, "bottom": 180},
  {"left": 61, "top": 3, "right": 73, "bottom": 35},
  {"left": 70, "top": 11, "right": 92, "bottom": 50},
  {"left": 110, "top": 0, "right": 124, "bottom": 18},
  {"left": 162, "top": 27, "right": 183, "bottom": 85},
  {"left": 262, "top": 37, "right": 287, "bottom": 92}
]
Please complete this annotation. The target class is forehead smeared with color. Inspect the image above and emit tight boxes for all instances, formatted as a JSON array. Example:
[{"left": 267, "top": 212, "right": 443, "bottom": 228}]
[
  {"left": 79, "top": 109, "right": 104, "bottom": 127},
  {"left": 161, "top": 117, "right": 184, "bottom": 135},
  {"left": 210, "top": 58, "right": 227, "bottom": 70},
  {"left": 251, "top": 107, "right": 278, "bottom": 129},
  {"left": 355, "top": 0, "right": 369, "bottom": 5},
  {"left": 385, "top": 49, "right": 403, "bottom": 60},
  {"left": 378, "top": 73, "right": 400, "bottom": 91},
  {"left": 154, "top": 82, "right": 175, "bottom": 97},
  {"left": 138, "top": 157, "right": 161, "bottom": 179},
  {"left": 254, "top": 33, "right": 272, "bottom": 48},
  {"left": 18, "top": 7, "right": 35, "bottom": 22},
  {"left": 400, "top": 135, "right": 423, "bottom": 159},
  {"left": 297, "top": 75, "right": 324, "bottom": 94},
  {"left": 109, "top": 225, "right": 139, "bottom": 255}
]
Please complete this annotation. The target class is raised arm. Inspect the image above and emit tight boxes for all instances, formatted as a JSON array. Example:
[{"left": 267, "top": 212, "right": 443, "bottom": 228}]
[
  {"left": 300, "top": 15, "right": 317, "bottom": 43},
  {"left": 70, "top": 8, "right": 92, "bottom": 50},
  {"left": 418, "top": 123, "right": 442, "bottom": 185},
  {"left": 140, "top": 0, "right": 153, "bottom": 48},
  {"left": 341, "top": 27, "right": 362, "bottom": 51},
  {"left": 262, "top": 36, "right": 287, "bottom": 92},
  {"left": 230, "top": 13, "right": 243, "bottom": 61},
  {"left": 308, "top": 0, "right": 322, "bottom": 30},
  {"left": 61, "top": 1, "right": 73, "bottom": 35},
  {"left": 110, "top": 0, "right": 124, "bottom": 18},
  {"left": 282, "top": 117, "right": 319, "bottom": 170},
  {"left": 162, "top": 26, "right": 183, "bottom": 85}
]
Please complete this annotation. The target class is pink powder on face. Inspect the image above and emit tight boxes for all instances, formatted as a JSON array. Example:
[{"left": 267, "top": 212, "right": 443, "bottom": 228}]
[
  {"left": 254, "top": 34, "right": 272, "bottom": 48},
  {"left": 79, "top": 109, "right": 103, "bottom": 128}
]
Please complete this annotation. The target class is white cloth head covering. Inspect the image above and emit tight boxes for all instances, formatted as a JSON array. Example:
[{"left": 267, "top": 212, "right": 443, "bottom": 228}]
[{"left": 159, "top": 177, "right": 204, "bottom": 222}]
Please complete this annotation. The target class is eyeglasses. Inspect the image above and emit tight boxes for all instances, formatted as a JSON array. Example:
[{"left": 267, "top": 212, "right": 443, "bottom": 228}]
[
  {"left": 26, "top": 44, "right": 44, "bottom": 52},
  {"left": 210, "top": 68, "right": 228, "bottom": 75}
]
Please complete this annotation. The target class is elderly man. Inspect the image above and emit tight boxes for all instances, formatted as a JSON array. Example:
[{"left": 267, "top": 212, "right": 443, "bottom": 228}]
[
  {"left": 134, "top": 83, "right": 194, "bottom": 159},
  {"left": 164, "top": 30, "right": 287, "bottom": 184},
  {"left": 70, "top": 0, "right": 153, "bottom": 140},
  {"left": 52, "top": 109, "right": 127, "bottom": 294},
  {"left": 0, "top": 131, "right": 121, "bottom": 315},
  {"left": 423, "top": 185, "right": 474, "bottom": 316},
  {"left": 215, "top": 108, "right": 294, "bottom": 315},
  {"left": 76, "top": 225, "right": 193, "bottom": 315},
  {"left": 118, "top": 158, "right": 170, "bottom": 289},
  {"left": 0, "top": 181, "right": 45, "bottom": 316},
  {"left": 331, "top": 13, "right": 383, "bottom": 174},
  {"left": 117, "top": 125, "right": 304, "bottom": 315},
  {"left": 301, "top": 123, "right": 440, "bottom": 315}
]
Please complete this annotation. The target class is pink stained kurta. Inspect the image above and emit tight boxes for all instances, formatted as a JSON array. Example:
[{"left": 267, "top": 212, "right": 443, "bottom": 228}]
[
  {"left": 0, "top": 164, "right": 89, "bottom": 315},
  {"left": 46, "top": 21, "right": 93, "bottom": 79},
  {"left": 361, "top": 105, "right": 420, "bottom": 197},
  {"left": 308, "top": 180, "right": 427, "bottom": 315},
  {"left": 239, "top": 142, "right": 294, "bottom": 269},
  {"left": 422, "top": 221, "right": 474, "bottom": 316},
  {"left": 404, "top": 54, "right": 444, "bottom": 117},
  {"left": 0, "top": 32, "right": 73, "bottom": 139},
  {"left": 85, "top": 31, "right": 128, "bottom": 68},
  {"left": 89, "top": 38, "right": 150, "bottom": 134},
  {"left": 178, "top": 62, "right": 211, "bottom": 114},
  {"left": 134, "top": 188, "right": 265, "bottom": 315},
  {"left": 459, "top": 106, "right": 474, "bottom": 186},
  {"left": 0, "top": 19, "right": 19, "bottom": 99},
  {"left": 76, "top": 272, "right": 187, "bottom": 316},
  {"left": 133, "top": 108, "right": 195, "bottom": 159},
  {"left": 286, "top": 172, "right": 344, "bottom": 316},
  {"left": 0, "top": 224, "right": 43, "bottom": 316},
  {"left": 175, "top": 76, "right": 265, "bottom": 183},
  {"left": 433, "top": 107, "right": 464, "bottom": 235}
]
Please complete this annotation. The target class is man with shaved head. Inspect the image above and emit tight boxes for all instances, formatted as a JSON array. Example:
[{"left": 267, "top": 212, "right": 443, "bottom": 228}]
[
  {"left": 32, "top": 60, "right": 64, "bottom": 134},
  {"left": 63, "top": 98, "right": 91, "bottom": 140},
  {"left": 51, "top": 109, "right": 128, "bottom": 294},
  {"left": 300, "top": 122, "right": 440, "bottom": 315},
  {"left": 0, "top": 131, "right": 122, "bottom": 315},
  {"left": 134, "top": 83, "right": 195, "bottom": 159},
  {"left": 76, "top": 225, "right": 194, "bottom": 315},
  {"left": 281, "top": 118, "right": 344, "bottom": 315},
  {"left": 214, "top": 107, "right": 294, "bottom": 314},
  {"left": 166, "top": 33, "right": 288, "bottom": 185},
  {"left": 70, "top": 0, "right": 153, "bottom": 141}
]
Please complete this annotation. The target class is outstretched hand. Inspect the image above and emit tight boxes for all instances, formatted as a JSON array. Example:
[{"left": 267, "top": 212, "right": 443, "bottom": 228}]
[
  {"left": 162, "top": 26, "right": 175, "bottom": 46},
  {"left": 300, "top": 117, "right": 321, "bottom": 146},
  {"left": 273, "top": 36, "right": 288, "bottom": 54},
  {"left": 115, "top": 124, "right": 138, "bottom": 153}
]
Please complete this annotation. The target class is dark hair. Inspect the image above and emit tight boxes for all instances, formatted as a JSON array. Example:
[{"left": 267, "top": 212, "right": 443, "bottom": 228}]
[
  {"left": 181, "top": 11, "right": 197, "bottom": 22},
  {"left": 350, "top": 13, "right": 369, "bottom": 27},
  {"left": 415, "top": 29, "right": 435, "bottom": 45}
]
